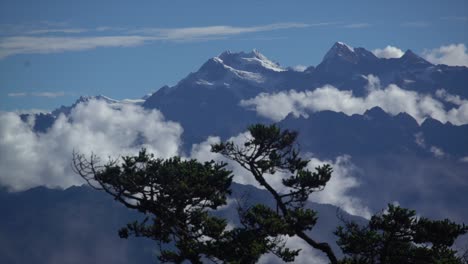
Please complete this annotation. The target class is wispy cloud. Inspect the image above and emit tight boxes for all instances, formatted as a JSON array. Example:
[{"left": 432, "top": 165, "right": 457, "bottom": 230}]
[
  {"left": 0, "top": 36, "right": 154, "bottom": 58},
  {"left": 401, "top": 21, "right": 430, "bottom": 27},
  {"left": 440, "top": 16, "right": 468, "bottom": 22},
  {"left": 343, "top": 23, "right": 371, "bottom": 29},
  {"left": 7, "top": 91, "right": 66, "bottom": 98},
  {"left": 95, "top": 26, "right": 128, "bottom": 32},
  {"left": 25, "top": 28, "right": 87, "bottom": 35},
  {"left": 0, "top": 22, "right": 331, "bottom": 58},
  {"left": 7, "top": 92, "right": 27, "bottom": 97},
  {"left": 0, "top": 21, "right": 84, "bottom": 36},
  {"left": 372, "top": 45, "right": 404, "bottom": 59},
  {"left": 128, "top": 23, "right": 310, "bottom": 41}
]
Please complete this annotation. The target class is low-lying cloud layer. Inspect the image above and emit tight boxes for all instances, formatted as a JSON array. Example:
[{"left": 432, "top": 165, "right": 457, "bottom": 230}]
[
  {"left": 0, "top": 99, "right": 369, "bottom": 218},
  {"left": 240, "top": 75, "right": 468, "bottom": 125},
  {"left": 0, "top": 100, "right": 182, "bottom": 191}
]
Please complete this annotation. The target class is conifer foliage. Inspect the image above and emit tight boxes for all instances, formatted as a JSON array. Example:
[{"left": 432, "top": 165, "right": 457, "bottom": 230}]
[
  {"left": 335, "top": 204, "right": 468, "bottom": 264},
  {"left": 73, "top": 124, "right": 467, "bottom": 264}
]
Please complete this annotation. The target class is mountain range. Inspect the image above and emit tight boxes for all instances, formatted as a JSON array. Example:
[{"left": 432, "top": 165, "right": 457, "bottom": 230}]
[{"left": 5, "top": 42, "right": 468, "bottom": 263}]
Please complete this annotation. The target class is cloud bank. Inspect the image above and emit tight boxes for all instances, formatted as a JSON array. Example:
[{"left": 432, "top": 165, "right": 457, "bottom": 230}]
[
  {"left": 1, "top": 99, "right": 368, "bottom": 218},
  {"left": 0, "top": 100, "right": 182, "bottom": 191},
  {"left": 423, "top": 43, "right": 468, "bottom": 67},
  {"left": 240, "top": 75, "right": 468, "bottom": 125}
]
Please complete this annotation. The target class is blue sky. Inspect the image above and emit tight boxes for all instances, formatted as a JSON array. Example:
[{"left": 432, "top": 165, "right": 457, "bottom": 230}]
[{"left": 1, "top": 0, "right": 467, "bottom": 111}]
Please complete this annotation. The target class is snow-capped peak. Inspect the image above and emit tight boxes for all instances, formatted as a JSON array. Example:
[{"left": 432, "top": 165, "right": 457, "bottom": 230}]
[
  {"left": 191, "top": 50, "right": 285, "bottom": 85},
  {"left": 337, "top": 41, "right": 355, "bottom": 52},
  {"left": 217, "top": 49, "right": 285, "bottom": 72}
]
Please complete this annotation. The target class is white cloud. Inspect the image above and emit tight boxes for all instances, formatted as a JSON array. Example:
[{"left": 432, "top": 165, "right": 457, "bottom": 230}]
[
  {"left": 190, "top": 133, "right": 258, "bottom": 187},
  {"left": 414, "top": 132, "right": 447, "bottom": 158},
  {"left": 190, "top": 132, "right": 370, "bottom": 219},
  {"left": 422, "top": 43, "right": 468, "bottom": 67},
  {"left": 372, "top": 45, "right": 404, "bottom": 59},
  {"left": 436, "top": 89, "right": 468, "bottom": 106},
  {"left": 240, "top": 75, "right": 468, "bottom": 125},
  {"left": 430, "top": 146, "right": 445, "bottom": 158},
  {"left": 291, "top": 65, "right": 308, "bottom": 72},
  {"left": 1, "top": 97, "right": 370, "bottom": 219},
  {"left": 308, "top": 155, "right": 371, "bottom": 219},
  {"left": 0, "top": 100, "right": 182, "bottom": 191}
]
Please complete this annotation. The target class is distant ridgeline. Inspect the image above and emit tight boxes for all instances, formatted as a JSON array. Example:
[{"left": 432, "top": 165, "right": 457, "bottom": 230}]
[
  {"left": 7, "top": 42, "right": 468, "bottom": 263},
  {"left": 24, "top": 42, "right": 468, "bottom": 156}
]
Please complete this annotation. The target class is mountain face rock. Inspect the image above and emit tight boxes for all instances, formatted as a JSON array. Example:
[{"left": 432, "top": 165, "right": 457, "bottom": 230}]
[
  {"left": 141, "top": 43, "right": 467, "bottom": 147},
  {"left": 280, "top": 106, "right": 468, "bottom": 159},
  {"left": 217, "top": 49, "right": 286, "bottom": 73},
  {"left": 316, "top": 42, "right": 379, "bottom": 78},
  {"left": 142, "top": 50, "right": 290, "bottom": 146}
]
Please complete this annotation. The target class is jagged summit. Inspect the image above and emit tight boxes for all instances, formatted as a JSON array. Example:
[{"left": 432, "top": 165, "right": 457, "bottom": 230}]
[
  {"left": 187, "top": 49, "right": 285, "bottom": 86},
  {"left": 399, "top": 49, "right": 432, "bottom": 67},
  {"left": 317, "top": 42, "right": 378, "bottom": 74},
  {"left": 76, "top": 95, "right": 117, "bottom": 104},
  {"left": 320, "top": 42, "right": 378, "bottom": 66},
  {"left": 215, "top": 49, "right": 285, "bottom": 72},
  {"left": 322, "top": 42, "right": 356, "bottom": 62}
]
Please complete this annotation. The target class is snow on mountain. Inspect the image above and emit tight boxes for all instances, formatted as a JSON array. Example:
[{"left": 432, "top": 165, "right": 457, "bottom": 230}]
[
  {"left": 218, "top": 49, "right": 285, "bottom": 72},
  {"left": 212, "top": 56, "right": 265, "bottom": 83},
  {"left": 320, "top": 42, "right": 379, "bottom": 66},
  {"left": 182, "top": 49, "right": 288, "bottom": 87},
  {"left": 25, "top": 42, "right": 468, "bottom": 141}
]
